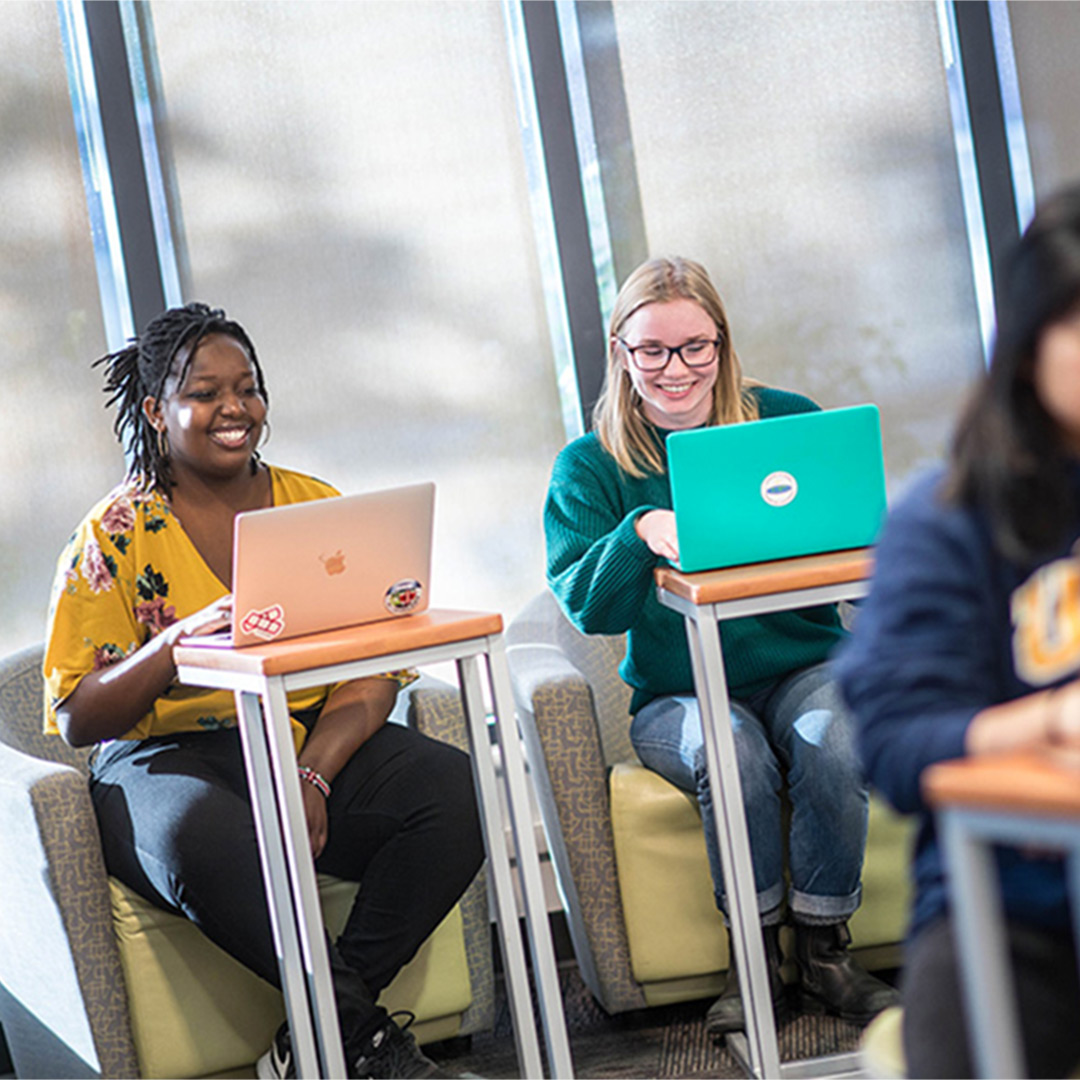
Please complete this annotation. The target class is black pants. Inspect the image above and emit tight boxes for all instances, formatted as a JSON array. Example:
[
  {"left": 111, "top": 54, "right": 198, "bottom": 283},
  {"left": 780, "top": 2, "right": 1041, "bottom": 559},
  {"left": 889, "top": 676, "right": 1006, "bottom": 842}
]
[
  {"left": 90, "top": 723, "right": 484, "bottom": 1049},
  {"left": 903, "top": 914, "right": 1080, "bottom": 1079}
]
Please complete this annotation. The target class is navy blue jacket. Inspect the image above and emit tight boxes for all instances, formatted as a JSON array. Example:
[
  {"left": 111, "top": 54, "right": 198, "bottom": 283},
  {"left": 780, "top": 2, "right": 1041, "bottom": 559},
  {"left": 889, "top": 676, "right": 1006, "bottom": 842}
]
[{"left": 836, "top": 467, "right": 1073, "bottom": 939}]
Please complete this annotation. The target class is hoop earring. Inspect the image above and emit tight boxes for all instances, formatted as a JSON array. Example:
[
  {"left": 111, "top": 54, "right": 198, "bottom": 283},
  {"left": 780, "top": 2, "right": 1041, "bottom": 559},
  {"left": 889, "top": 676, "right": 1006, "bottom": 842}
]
[
  {"left": 259, "top": 419, "right": 272, "bottom": 448},
  {"left": 156, "top": 428, "right": 170, "bottom": 460}
]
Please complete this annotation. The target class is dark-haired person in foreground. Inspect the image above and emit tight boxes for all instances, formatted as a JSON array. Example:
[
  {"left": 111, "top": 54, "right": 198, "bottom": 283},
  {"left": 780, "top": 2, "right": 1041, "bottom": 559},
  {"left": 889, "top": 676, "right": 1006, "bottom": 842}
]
[
  {"left": 43, "top": 303, "right": 483, "bottom": 1080},
  {"left": 837, "top": 186, "right": 1080, "bottom": 1078}
]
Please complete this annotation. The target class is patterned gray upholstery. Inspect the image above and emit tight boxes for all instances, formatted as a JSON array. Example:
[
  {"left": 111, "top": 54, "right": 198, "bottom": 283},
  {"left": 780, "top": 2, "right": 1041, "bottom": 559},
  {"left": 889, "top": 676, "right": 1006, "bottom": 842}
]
[
  {"left": 504, "top": 592, "right": 649, "bottom": 1014},
  {"left": 0, "top": 643, "right": 140, "bottom": 1079}
]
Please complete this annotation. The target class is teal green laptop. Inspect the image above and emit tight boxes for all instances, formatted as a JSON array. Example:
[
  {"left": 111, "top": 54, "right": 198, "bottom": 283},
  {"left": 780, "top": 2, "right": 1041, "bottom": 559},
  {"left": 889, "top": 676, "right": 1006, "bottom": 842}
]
[{"left": 667, "top": 404, "right": 887, "bottom": 572}]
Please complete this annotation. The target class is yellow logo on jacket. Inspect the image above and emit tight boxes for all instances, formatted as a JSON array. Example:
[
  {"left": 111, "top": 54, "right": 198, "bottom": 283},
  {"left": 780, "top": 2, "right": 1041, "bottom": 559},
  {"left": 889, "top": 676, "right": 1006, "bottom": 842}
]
[{"left": 1012, "top": 554, "right": 1080, "bottom": 684}]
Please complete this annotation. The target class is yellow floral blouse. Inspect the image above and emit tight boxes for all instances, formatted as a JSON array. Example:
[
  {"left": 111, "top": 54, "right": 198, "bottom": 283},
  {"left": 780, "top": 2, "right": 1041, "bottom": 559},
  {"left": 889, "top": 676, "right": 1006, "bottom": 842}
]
[{"left": 44, "top": 465, "right": 416, "bottom": 746}]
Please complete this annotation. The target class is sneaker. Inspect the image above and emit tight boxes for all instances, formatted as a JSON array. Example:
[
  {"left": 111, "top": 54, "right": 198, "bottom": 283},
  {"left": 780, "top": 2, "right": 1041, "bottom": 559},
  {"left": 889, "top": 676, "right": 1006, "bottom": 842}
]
[
  {"left": 351, "top": 1012, "right": 448, "bottom": 1079},
  {"left": 256, "top": 1022, "right": 294, "bottom": 1079}
]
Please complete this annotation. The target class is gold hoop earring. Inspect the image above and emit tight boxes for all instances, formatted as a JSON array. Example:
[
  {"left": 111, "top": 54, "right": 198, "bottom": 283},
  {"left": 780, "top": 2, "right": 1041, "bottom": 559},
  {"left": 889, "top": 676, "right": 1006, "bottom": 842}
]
[{"left": 156, "top": 428, "right": 170, "bottom": 460}]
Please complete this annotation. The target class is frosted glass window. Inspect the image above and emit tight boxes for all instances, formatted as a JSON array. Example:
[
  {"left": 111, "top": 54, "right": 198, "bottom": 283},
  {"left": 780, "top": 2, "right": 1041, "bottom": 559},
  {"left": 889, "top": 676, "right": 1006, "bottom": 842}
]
[
  {"left": 1007, "top": 0, "right": 1080, "bottom": 200},
  {"left": 1, "top": 3, "right": 113, "bottom": 656},
  {"left": 149, "top": 0, "right": 563, "bottom": 620},
  {"left": 608, "top": 0, "right": 984, "bottom": 488}
]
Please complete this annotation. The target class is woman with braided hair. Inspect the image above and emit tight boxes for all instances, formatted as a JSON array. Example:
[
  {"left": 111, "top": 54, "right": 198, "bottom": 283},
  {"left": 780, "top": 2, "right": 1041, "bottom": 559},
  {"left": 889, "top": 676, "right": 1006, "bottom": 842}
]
[{"left": 43, "top": 302, "right": 483, "bottom": 1080}]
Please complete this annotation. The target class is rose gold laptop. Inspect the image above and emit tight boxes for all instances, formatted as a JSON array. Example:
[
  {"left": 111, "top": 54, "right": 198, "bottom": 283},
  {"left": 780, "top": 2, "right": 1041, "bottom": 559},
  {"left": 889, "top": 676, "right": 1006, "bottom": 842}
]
[{"left": 203, "top": 481, "right": 434, "bottom": 647}]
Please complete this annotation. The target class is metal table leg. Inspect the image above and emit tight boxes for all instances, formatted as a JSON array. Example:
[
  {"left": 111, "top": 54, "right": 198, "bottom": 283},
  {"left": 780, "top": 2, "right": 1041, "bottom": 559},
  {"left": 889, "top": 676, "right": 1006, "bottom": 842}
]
[
  {"left": 457, "top": 652, "right": 548, "bottom": 1079},
  {"left": 486, "top": 633, "right": 575, "bottom": 1079},
  {"left": 666, "top": 591, "right": 868, "bottom": 1080},
  {"left": 235, "top": 682, "right": 347, "bottom": 1080},
  {"left": 940, "top": 811, "right": 1025, "bottom": 1079},
  {"left": 685, "top": 611, "right": 781, "bottom": 1079},
  {"left": 1070, "top": 845, "right": 1080, "bottom": 1009}
]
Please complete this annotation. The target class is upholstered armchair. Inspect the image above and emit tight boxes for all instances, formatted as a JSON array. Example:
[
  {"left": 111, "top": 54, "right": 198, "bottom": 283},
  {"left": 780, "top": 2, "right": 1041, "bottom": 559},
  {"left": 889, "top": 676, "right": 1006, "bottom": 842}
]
[
  {"left": 504, "top": 590, "right": 914, "bottom": 1015},
  {"left": 0, "top": 643, "right": 492, "bottom": 1079}
]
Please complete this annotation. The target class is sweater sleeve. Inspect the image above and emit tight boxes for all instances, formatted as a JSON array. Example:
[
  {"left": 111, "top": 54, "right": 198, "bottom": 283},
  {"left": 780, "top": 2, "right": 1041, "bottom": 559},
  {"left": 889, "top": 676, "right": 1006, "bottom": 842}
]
[
  {"left": 544, "top": 439, "right": 662, "bottom": 636},
  {"left": 835, "top": 472, "right": 992, "bottom": 814}
]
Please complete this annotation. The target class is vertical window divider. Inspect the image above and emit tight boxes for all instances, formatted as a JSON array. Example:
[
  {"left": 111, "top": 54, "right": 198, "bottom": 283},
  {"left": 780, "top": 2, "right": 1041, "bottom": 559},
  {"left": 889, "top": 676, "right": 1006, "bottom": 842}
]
[
  {"left": 57, "top": 0, "right": 134, "bottom": 349},
  {"left": 117, "top": 0, "right": 185, "bottom": 308},
  {"left": 504, "top": 0, "right": 584, "bottom": 441},
  {"left": 557, "top": 1, "right": 648, "bottom": 321},
  {"left": 987, "top": 0, "right": 1035, "bottom": 231},
  {"left": 57, "top": 0, "right": 170, "bottom": 347},
  {"left": 504, "top": 0, "right": 606, "bottom": 437},
  {"left": 939, "top": 0, "right": 1033, "bottom": 366},
  {"left": 554, "top": 0, "right": 617, "bottom": 328},
  {"left": 936, "top": 0, "right": 997, "bottom": 365}
]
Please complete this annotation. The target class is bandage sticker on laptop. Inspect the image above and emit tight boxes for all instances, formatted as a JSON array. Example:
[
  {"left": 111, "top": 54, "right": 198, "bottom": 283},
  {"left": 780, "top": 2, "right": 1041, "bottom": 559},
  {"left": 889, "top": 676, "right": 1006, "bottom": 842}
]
[{"left": 240, "top": 604, "right": 286, "bottom": 642}]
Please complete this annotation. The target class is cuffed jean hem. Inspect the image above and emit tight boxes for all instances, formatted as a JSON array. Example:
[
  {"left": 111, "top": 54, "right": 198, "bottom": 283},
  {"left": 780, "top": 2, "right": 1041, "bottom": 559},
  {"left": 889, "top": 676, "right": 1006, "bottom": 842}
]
[
  {"left": 789, "top": 884, "right": 863, "bottom": 924},
  {"left": 717, "top": 882, "right": 786, "bottom": 926}
]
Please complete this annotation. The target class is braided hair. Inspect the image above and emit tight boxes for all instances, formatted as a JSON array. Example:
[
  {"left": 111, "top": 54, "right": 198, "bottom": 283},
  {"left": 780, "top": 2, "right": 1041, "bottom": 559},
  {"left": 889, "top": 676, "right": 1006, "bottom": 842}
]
[{"left": 94, "top": 302, "right": 269, "bottom": 493}]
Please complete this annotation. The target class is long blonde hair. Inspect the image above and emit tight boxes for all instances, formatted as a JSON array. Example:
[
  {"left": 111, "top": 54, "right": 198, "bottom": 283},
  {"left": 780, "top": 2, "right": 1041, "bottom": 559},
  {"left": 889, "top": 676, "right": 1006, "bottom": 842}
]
[{"left": 593, "top": 256, "right": 758, "bottom": 476}]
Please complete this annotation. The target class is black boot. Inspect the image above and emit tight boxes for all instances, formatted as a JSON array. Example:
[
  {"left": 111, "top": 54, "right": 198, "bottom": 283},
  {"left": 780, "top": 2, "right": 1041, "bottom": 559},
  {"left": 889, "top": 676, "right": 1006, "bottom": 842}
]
[
  {"left": 794, "top": 921, "right": 900, "bottom": 1024},
  {"left": 706, "top": 923, "right": 788, "bottom": 1038}
]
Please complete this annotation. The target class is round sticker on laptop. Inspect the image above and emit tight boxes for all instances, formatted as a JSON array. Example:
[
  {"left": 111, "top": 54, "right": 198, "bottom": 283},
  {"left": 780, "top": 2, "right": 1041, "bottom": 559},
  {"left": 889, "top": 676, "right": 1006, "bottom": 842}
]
[
  {"left": 761, "top": 471, "right": 798, "bottom": 507},
  {"left": 385, "top": 579, "right": 424, "bottom": 614}
]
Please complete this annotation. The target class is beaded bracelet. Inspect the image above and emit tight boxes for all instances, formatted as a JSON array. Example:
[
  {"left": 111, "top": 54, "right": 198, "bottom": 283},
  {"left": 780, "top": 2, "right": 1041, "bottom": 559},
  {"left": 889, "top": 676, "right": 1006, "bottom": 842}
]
[{"left": 297, "top": 765, "right": 332, "bottom": 799}]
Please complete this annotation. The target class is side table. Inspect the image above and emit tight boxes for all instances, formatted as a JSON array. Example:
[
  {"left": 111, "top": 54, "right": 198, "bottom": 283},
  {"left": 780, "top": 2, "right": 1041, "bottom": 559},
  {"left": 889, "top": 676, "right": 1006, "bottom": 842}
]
[
  {"left": 175, "top": 608, "right": 573, "bottom": 1079},
  {"left": 923, "top": 751, "right": 1080, "bottom": 1079},
  {"left": 655, "top": 548, "right": 874, "bottom": 1079}
]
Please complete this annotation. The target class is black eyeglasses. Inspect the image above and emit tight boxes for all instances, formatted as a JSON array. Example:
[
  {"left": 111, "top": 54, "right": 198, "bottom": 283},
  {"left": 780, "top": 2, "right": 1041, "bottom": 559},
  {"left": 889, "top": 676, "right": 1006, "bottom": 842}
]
[{"left": 617, "top": 337, "right": 720, "bottom": 372}]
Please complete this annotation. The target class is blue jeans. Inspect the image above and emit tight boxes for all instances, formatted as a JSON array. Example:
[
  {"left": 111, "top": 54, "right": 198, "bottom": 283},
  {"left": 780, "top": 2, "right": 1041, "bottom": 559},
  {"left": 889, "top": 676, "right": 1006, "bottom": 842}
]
[{"left": 630, "top": 662, "right": 868, "bottom": 925}]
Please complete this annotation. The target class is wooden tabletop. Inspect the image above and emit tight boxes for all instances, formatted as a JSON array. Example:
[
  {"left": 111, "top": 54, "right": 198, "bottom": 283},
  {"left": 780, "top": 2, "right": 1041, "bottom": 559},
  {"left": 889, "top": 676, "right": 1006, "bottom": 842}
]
[
  {"left": 655, "top": 548, "right": 874, "bottom": 606},
  {"left": 923, "top": 752, "right": 1080, "bottom": 818},
  {"left": 174, "top": 608, "right": 504, "bottom": 677}
]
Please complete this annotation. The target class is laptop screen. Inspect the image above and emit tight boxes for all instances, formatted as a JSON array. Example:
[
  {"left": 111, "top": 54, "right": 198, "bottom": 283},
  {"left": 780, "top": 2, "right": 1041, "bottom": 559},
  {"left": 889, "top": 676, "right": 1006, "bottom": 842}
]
[{"left": 667, "top": 404, "right": 886, "bottom": 573}]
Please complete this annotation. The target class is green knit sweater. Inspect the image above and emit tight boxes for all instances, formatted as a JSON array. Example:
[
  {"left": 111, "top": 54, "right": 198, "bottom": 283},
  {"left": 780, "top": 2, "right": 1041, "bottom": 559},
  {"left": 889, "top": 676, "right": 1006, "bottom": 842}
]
[{"left": 544, "top": 386, "right": 846, "bottom": 714}]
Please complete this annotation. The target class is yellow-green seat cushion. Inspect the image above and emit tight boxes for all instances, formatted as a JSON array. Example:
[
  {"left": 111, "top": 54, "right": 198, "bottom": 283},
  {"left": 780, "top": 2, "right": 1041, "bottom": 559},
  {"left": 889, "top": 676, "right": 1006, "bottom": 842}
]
[
  {"left": 860, "top": 1006, "right": 906, "bottom": 1079},
  {"left": 610, "top": 762, "right": 728, "bottom": 996},
  {"left": 848, "top": 799, "right": 914, "bottom": 963},
  {"left": 609, "top": 761, "right": 913, "bottom": 1004},
  {"left": 110, "top": 874, "right": 470, "bottom": 1079}
]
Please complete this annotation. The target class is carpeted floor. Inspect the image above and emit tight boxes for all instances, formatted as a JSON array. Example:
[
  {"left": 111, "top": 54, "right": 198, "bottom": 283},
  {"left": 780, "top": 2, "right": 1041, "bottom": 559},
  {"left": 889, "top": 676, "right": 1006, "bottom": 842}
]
[{"left": 428, "top": 964, "right": 880, "bottom": 1079}]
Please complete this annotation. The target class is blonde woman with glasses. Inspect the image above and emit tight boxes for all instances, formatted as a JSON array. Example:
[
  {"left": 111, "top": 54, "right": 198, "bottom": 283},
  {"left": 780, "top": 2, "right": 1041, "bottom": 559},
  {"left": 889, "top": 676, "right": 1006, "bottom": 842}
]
[{"left": 544, "top": 256, "right": 898, "bottom": 1039}]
